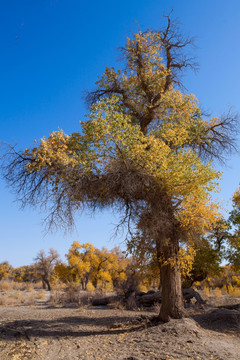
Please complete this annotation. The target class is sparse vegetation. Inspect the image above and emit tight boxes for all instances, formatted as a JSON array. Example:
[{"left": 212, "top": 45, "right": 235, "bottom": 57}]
[{"left": 0, "top": 240, "right": 239, "bottom": 311}]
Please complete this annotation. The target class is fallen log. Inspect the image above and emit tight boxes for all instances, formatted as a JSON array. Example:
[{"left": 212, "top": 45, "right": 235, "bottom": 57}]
[
  {"left": 182, "top": 288, "right": 206, "bottom": 305},
  {"left": 135, "top": 288, "right": 205, "bottom": 306},
  {"left": 91, "top": 296, "right": 120, "bottom": 306},
  {"left": 91, "top": 288, "right": 205, "bottom": 307},
  {"left": 136, "top": 291, "right": 162, "bottom": 304}
]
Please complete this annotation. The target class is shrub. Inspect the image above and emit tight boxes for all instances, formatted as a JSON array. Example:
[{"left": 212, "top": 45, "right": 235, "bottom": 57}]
[{"left": 50, "top": 283, "right": 91, "bottom": 307}]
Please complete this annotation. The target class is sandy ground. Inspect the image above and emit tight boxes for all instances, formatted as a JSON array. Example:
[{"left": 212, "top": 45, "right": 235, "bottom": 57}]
[{"left": 0, "top": 303, "right": 239, "bottom": 360}]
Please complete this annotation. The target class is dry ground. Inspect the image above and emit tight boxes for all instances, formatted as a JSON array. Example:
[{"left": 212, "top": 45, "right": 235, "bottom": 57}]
[{"left": 0, "top": 302, "right": 240, "bottom": 360}]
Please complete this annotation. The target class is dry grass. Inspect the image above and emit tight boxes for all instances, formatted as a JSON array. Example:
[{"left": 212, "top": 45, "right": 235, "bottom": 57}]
[
  {"left": 49, "top": 284, "right": 92, "bottom": 307},
  {"left": 0, "top": 290, "right": 39, "bottom": 306},
  {"left": 0, "top": 280, "right": 49, "bottom": 306},
  {"left": 200, "top": 285, "right": 240, "bottom": 307},
  {"left": 0, "top": 280, "right": 13, "bottom": 292},
  {"left": 230, "top": 287, "right": 240, "bottom": 297},
  {"left": 212, "top": 288, "right": 223, "bottom": 298},
  {"left": 49, "top": 289, "right": 64, "bottom": 306},
  {"left": 38, "top": 289, "right": 46, "bottom": 300},
  {"left": 0, "top": 280, "right": 43, "bottom": 292},
  {"left": 0, "top": 294, "right": 15, "bottom": 306}
]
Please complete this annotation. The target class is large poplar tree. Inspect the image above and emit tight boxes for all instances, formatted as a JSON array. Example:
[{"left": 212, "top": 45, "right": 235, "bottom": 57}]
[{"left": 3, "top": 17, "right": 237, "bottom": 321}]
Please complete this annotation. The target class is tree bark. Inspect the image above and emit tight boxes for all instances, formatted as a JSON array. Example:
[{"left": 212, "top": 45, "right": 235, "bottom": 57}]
[
  {"left": 91, "top": 296, "right": 119, "bottom": 306},
  {"left": 136, "top": 288, "right": 204, "bottom": 306},
  {"left": 91, "top": 288, "right": 205, "bottom": 307},
  {"left": 158, "top": 238, "right": 184, "bottom": 322},
  {"left": 182, "top": 288, "right": 205, "bottom": 305},
  {"left": 43, "top": 278, "right": 51, "bottom": 291}
]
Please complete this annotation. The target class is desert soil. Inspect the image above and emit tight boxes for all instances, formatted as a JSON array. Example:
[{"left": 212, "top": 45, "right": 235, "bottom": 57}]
[{"left": 0, "top": 303, "right": 240, "bottom": 360}]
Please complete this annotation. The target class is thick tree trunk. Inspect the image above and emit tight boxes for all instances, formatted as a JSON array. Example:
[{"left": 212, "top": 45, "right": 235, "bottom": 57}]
[{"left": 158, "top": 238, "right": 184, "bottom": 322}]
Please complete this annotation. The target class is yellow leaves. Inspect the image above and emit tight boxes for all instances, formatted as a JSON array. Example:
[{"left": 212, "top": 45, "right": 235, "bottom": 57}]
[
  {"left": 179, "top": 246, "right": 196, "bottom": 278},
  {"left": 66, "top": 242, "right": 95, "bottom": 274},
  {"left": 82, "top": 96, "right": 221, "bottom": 233},
  {"left": 0, "top": 262, "right": 12, "bottom": 280},
  {"left": 98, "top": 270, "right": 112, "bottom": 282},
  {"left": 86, "top": 282, "right": 95, "bottom": 291},
  {"left": 96, "top": 31, "right": 169, "bottom": 107},
  {"left": 158, "top": 246, "right": 196, "bottom": 279},
  {"left": 179, "top": 195, "right": 221, "bottom": 234},
  {"left": 24, "top": 130, "right": 75, "bottom": 173},
  {"left": 118, "top": 272, "right": 127, "bottom": 281},
  {"left": 54, "top": 262, "right": 72, "bottom": 282},
  {"left": 232, "top": 187, "right": 240, "bottom": 207},
  {"left": 124, "top": 31, "right": 165, "bottom": 71},
  {"left": 21, "top": 89, "right": 222, "bottom": 238},
  {"left": 61, "top": 241, "right": 131, "bottom": 291},
  {"left": 160, "top": 257, "right": 177, "bottom": 268}
]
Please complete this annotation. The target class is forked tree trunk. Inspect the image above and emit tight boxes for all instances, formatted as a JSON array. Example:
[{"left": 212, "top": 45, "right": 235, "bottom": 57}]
[{"left": 158, "top": 237, "right": 184, "bottom": 322}]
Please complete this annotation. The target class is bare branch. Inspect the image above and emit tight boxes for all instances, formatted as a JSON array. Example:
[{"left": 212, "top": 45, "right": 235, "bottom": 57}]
[{"left": 198, "top": 110, "right": 239, "bottom": 163}]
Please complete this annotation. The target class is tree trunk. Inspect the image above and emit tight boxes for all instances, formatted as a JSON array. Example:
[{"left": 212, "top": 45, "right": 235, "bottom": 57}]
[
  {"left": 44, "top": 278, "right": 51, "bottom": 291},
  {"left": 42, "top": 280, "right": 46, "bottom": 290},
  {"left": 158, "top": 238, "right": 184, "bottom": 322}
]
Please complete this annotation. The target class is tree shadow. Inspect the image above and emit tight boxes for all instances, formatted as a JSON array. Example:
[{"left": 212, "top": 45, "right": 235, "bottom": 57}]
[
  {"left": 0, "top": 314, "right": 146, "bottom": 341},
  {"left": 192, "top": 308, "right": 240, "bottom": 334}
]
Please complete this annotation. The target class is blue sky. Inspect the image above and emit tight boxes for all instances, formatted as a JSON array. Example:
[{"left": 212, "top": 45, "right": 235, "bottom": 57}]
[{"left": 0, "top": 0, "right": 240, "bottom": 267}]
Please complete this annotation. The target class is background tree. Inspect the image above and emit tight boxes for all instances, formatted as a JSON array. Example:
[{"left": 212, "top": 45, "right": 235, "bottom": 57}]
[
  {"left": 108, "top": 247, "right": 133, "bottom": 290},
  {"left": 0, "top": 261, "right": 13, "bottom": 280},
  {"left": 66, "top": 241, "right": 97, "bottom": 289},
  {"left": 182, "top": 239, "right": 222, "bottom": 288},
  {"left": 65, "top": 241, "right": 129, "bottom": 291},
  {"left": 13, "top": 265, "right": 38, "bottom": 283},
  {"left": 227, "top": 188, "right": 240, "bottom": 270},
  {"left": 90, "top": 247, "right": 129, "bottom": 291},
  {"left": 182, "top": 218, "right": 230, "bottom": 287},
  {"left": 54, "top": 261, "right": 74, "bottom": 283},
  {"left": 3, "top": 17, "right": 237, "bottom": 321},
  {"left": 34, "top": 249, "right": 59, "bottom": 291}
]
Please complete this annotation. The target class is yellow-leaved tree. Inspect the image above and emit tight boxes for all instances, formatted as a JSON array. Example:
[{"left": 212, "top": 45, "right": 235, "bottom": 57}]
[
  {"left": 3, "top": 17, "right": 237, "bottom": 321},
  {"left": 65, "top": 241, "right": 97, "bottom": 290},
  {"left": 228, "top": 188, "right": 240, "bottom": 270},
  {"left": 63, "top": 241, "right": 129, "bottom": 291},
  {"left": 0, "top": 261, "right": 13, "bottom": 280}
]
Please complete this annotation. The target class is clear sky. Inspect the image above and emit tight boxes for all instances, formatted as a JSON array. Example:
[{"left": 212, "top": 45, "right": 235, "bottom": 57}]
[{"left": 0, "top": 0, "right": 239, "bottom": 267}]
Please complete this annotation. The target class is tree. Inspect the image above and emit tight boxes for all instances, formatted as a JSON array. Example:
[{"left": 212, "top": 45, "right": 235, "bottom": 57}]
[
  {"left": 65, "top": 241, "right": 129, "bottom": 291},
  {"left": 182, "top": 239, "right": 222, "bottom": 288},
  {"left": 227, "top": 188, "right": 240, "bottom": 270},
  {"left": 0, "top": 261, "right": 13, "bottom": 280},
  {"left": 13, "top": 265, "right": 38, "bottom": 283},
  {"left": 66, "top": 241, "right": 97, "bottom": 289},
  {"left": 3, "top": 17, "right": 237, "bottom": 321},
  {"left": 182, "top": 218, "right": 230, "bottom": 287},
  {"left": 34, "top": 249, "right": 59, "bottom": 290}
]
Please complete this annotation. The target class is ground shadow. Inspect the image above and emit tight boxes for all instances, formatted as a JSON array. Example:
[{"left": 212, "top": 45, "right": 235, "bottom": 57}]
[
  {"left": 0, "top": 314, "right": 146, "bottom": 341},
  {"left": 192, "top": 308, "right": 240, "bottom": 334}
]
